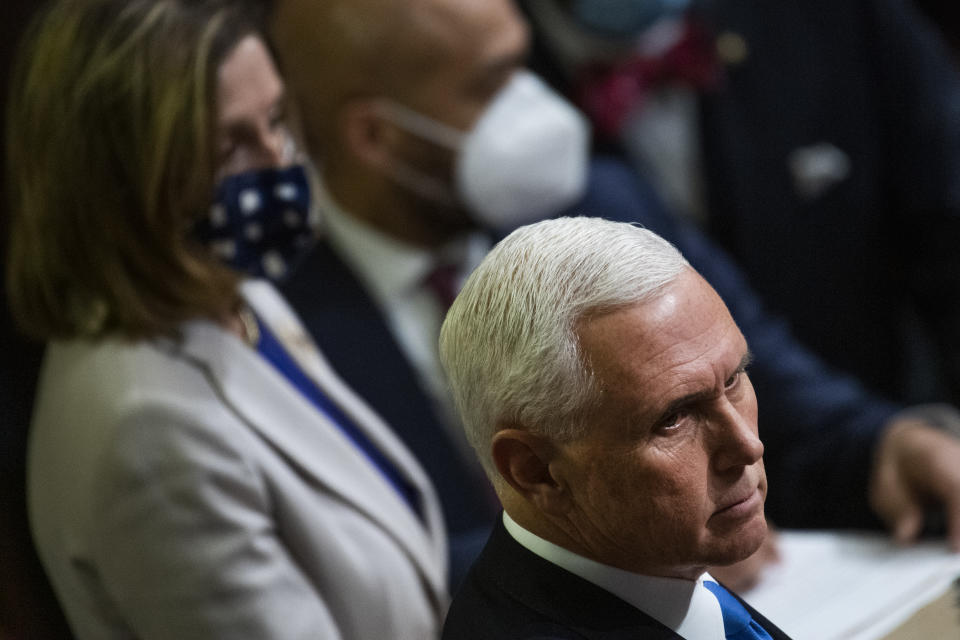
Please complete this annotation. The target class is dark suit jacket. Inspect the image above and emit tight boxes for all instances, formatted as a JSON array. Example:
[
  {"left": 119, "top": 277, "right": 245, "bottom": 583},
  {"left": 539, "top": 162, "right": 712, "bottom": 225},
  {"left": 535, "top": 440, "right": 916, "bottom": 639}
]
[
  {"left": 442, "top": 518, "right": 792, "bottom": 640},
  {"left": 665, "top": 0, "right": 960, "bottom": 407},
  {"left": 528, "top": 0, "right": 960, "bottom": 405},
  {"left": 281, "top": 236, "right": 498, "bottom": 589}
]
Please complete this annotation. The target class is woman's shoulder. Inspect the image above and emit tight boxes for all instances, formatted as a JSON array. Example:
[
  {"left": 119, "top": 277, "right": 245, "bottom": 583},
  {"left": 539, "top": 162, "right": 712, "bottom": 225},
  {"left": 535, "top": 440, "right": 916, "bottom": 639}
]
[
  {"left": 33, "top": 331, "right": 246, "bottom": 453},
  {"left": 31, "top": 331, "right": 266, "bottom": 514},
  {"left": 43, "top": 333, "right": 212, "bottom": 404}
]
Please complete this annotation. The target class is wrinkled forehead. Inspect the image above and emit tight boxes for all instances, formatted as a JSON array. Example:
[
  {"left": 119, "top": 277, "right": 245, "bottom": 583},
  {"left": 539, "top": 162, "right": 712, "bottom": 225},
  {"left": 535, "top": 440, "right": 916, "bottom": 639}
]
[{"left": 578, "top": 270, "right": 745, "bottom": 391}]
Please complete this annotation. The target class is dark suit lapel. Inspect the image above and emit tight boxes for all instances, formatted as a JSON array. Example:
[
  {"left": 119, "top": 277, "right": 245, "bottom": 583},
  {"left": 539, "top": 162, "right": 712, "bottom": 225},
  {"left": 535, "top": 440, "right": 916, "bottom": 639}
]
[
  {"left": 471, "top": 520, "right": 682, "bottom": 639},
  {"left": 461, "top": 520, "right": 793, "bottom": 639},
  {"left": 280, "top": 240, "right": 496, "bottom": 535},
  {"left": 281, "top": 239, "right": 417, "bottom": 414},
  {"left": 696, "top": 0, "right": 869, "bottom": 260}
]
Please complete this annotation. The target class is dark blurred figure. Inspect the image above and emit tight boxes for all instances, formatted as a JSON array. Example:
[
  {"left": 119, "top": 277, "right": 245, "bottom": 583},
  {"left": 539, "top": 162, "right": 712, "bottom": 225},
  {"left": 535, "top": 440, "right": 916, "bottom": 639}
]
[
  {"left": 520, "top": 0, "right": 960, "bottom": 410},
  {"left": 915, "top": 0, "right": 960, "bottom": 56},
  {"left": 0, "top": 0, "right": 73, "bottom": 636}
]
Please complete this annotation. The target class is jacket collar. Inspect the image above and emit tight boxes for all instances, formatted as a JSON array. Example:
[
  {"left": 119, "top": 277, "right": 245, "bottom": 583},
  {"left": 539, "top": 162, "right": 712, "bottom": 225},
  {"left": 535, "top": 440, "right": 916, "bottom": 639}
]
[{"left": 170, "top": 280, "right": 449, "bottom": 609}]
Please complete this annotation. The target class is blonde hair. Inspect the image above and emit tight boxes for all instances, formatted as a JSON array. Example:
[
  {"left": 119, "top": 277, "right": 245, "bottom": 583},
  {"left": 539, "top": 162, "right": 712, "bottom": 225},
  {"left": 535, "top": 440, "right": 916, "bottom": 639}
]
[{"left": 6, "top": 0, "right": 264, "bottom": 340}]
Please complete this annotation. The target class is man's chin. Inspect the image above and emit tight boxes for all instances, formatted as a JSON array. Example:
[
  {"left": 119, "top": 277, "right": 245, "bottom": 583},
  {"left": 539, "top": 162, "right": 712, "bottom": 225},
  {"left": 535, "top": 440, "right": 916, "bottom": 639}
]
[
  {"left": 710, "top": 514, "right": 769, "bottom": 566},
  {"left": 706, "top": 517, "right": 777, "bottom": 591}
]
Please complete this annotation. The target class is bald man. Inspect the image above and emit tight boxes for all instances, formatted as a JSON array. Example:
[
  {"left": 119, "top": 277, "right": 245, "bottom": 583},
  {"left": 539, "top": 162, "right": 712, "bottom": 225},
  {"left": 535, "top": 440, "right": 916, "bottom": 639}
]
[{"left": 273, "top": 0, "right": 550, "bottom": 585}]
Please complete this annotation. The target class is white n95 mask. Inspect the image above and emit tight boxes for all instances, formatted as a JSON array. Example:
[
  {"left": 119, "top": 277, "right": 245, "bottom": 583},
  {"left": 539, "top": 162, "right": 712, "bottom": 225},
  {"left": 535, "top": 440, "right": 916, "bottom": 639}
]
[{"left": 375, "top": 70, "right": 591, "bottom": 230}]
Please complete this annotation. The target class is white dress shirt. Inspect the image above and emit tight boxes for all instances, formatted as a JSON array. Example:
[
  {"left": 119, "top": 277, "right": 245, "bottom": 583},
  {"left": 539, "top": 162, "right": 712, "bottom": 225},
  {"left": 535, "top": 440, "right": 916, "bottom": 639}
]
[
  {"left": 318, "top": 178, "right": 490, "bottom": 455},
  {"left": 503, "top": 512, "right": 727, "bottom": 640}
]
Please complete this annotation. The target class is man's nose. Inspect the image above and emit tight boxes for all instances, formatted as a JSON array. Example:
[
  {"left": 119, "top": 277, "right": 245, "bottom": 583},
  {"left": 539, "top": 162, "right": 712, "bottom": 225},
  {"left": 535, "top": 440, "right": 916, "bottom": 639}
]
[{"left": 710, "top": 398, "right": 764, "bottom": 472}]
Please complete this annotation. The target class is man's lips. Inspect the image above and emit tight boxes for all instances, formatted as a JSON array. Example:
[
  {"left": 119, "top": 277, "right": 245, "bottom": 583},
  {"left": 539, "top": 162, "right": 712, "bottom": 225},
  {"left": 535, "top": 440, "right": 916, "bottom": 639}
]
[{"left": 712, "top": 486, "right": 763, "bottom": 520}]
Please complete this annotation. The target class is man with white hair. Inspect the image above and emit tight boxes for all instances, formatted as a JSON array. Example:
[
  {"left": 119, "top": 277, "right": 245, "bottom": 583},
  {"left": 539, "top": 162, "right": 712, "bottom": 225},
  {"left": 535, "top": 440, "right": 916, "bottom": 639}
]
[
  {"left": 270, "top": 0, "right": 960, "bottom": 592},
  {"left": 440, "top": 217, "right": 789, "bottom": 639}
]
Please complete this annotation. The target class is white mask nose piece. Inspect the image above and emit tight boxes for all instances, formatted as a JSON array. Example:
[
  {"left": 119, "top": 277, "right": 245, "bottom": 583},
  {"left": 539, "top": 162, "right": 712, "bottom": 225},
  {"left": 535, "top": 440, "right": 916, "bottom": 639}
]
[{"left": 374, "top": 70, "right": 591, "bottom": 229}]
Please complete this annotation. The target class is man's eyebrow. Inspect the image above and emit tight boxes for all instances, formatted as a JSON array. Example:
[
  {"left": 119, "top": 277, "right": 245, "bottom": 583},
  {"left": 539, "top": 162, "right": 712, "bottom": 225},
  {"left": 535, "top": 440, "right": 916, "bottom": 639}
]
[
  {"left": 657, "top": 389, "right": 713, "bottom": 423},
  {"left": 652, "top": 349, "right": 755, "bottom": 420}
]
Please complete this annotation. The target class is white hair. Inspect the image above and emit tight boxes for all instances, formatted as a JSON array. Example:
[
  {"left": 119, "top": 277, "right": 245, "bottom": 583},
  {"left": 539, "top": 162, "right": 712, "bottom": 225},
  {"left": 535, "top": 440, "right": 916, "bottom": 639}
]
[{"left": 439, "top": 216, "right": 689, "bottom": 478}]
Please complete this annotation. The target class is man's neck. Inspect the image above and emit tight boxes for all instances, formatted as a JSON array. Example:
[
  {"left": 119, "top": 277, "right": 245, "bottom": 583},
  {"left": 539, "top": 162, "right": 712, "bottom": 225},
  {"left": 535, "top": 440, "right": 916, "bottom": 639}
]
[
  {"left": 504, "top": 503, "right": 705, "bottom": 582},
  {"left": 324, "top": 167, "right": 473, "bottom": 249}
]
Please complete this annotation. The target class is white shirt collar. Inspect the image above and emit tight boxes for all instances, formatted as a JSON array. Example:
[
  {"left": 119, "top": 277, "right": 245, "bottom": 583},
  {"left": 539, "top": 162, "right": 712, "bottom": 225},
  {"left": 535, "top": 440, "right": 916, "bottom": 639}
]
[
  {"left": 318, "top": 176, "right": 490, "bottom": 307},
  {"left": 318, "top": 178, "right": 434, "bottom": 307},
  {"left": 503, "top": 512, "right": 726, "bottom": 640},
  {"left": 315, "top": 174, "right": 492, "bottom": 454}
]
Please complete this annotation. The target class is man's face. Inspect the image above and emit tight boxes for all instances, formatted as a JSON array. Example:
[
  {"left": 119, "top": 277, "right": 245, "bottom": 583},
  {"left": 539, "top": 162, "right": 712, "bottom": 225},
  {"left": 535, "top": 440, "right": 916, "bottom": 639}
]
[
  {"left": 272, "top": 0, "right": 531, "bottom": 238},
  {"left": 555, "top": 268, "right": 767, "bottom": 579},
  {"left": 375, "top": 0, "right": 532, "bottom": 210}
]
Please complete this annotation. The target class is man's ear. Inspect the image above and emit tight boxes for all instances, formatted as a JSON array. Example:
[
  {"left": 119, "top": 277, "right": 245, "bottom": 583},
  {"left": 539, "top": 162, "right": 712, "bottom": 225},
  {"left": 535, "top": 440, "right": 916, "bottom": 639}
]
[
  {"left": 491, "top": 428, "right": 571, "bottom": 516},
  {"left": 338, "top": 98, "right": 403, "bottom": 171}
]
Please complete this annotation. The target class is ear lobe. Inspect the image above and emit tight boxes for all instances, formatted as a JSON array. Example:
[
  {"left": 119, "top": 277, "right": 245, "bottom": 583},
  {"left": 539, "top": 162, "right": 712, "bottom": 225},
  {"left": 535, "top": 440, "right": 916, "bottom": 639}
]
[
  {"left": 492, "top": 429, "right": 571, "bottom": 515},
  {"left": 339, "top": 99, "right": 401, "bottom": 171}
]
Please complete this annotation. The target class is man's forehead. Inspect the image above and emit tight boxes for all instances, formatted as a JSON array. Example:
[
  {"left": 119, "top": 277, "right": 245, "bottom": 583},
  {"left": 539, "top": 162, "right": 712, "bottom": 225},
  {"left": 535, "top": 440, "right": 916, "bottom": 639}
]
[
  {"left": 579, "top": 274, "right": 744, "bottom": 383},
  {"left": 406, "top": 0, "right": 527, "bottom": 56},
  {"left": 414, "top": 0, "right": 512, "bottom": 27},
  {"left": 599, "top": 327, "right": 750, "bottom": 430}
]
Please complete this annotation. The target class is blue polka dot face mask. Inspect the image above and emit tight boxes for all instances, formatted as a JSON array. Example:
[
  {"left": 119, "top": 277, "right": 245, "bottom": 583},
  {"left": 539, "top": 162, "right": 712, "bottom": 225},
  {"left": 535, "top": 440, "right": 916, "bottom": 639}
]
[{"left": 194, "top": 164, "right": 316, "bottom": 282}]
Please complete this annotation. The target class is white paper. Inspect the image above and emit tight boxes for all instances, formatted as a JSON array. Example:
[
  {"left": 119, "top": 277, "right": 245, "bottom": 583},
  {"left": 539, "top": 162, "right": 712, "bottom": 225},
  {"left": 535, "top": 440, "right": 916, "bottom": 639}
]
[{"left": 740, "top": 530, "right": 960, "bottom": 640}]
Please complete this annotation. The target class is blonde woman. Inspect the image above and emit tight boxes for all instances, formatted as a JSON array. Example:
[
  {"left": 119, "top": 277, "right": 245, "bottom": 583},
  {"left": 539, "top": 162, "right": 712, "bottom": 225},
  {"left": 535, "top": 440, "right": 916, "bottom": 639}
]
[{"left": 7, "top": 0, "right": 448, "bottom": 637}]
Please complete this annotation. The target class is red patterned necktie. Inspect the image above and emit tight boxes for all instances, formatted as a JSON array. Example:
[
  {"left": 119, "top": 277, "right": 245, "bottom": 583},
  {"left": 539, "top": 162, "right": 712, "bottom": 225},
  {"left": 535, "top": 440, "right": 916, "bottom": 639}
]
[{"left": 574, "top": 19, "right": 722, "bottom": 140}]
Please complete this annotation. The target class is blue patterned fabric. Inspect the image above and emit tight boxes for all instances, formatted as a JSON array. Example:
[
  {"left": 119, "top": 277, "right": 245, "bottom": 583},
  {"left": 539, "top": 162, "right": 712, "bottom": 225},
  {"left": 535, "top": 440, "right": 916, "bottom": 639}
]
[
  {"left": 196, "top": 165, "right": 314, "bottom": 282},
  {"left": 253, "top": 311, "right": 423, "bottom": 519}
]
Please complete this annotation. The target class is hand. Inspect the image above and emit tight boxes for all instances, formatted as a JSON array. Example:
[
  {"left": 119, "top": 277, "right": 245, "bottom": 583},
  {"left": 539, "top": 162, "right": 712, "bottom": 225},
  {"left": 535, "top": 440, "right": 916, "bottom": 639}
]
[
  {"left": 869, "top": 417, "right": 960, "bottom": 550},
  {"left": 709, "top": 526, "right": 780, "bottom": 593}
]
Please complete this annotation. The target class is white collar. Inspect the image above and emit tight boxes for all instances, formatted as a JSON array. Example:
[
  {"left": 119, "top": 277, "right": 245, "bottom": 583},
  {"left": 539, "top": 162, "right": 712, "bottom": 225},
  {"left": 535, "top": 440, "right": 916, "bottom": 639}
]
[
  {"left": 318, "top": 179, "right": 433, "bottom": 305},
  {"left": 503, "top": 512, "right": 726, "bottom": 640}
]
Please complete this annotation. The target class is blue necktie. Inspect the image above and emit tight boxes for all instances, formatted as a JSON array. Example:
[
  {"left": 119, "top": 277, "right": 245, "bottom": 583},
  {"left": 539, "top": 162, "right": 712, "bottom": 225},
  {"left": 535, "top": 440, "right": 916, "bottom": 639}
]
[{"left": 703, "top": 580, "right": 774, "bottom": 640}]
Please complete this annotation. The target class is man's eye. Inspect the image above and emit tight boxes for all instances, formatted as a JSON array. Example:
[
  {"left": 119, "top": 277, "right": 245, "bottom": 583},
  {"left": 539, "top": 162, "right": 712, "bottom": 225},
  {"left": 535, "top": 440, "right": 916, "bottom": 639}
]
[
  {"left": 656, "top": 412, "right": 685, "bottom": 432},
  {"left": 725, "top": 370, "right": 742, "bottom": 389}
]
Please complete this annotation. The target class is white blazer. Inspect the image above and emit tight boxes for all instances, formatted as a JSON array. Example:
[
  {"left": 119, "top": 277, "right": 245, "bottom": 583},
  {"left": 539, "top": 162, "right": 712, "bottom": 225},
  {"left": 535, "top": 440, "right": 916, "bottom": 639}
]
[{"left": 28, "top": 280, "right": 449, "bottom": 639}]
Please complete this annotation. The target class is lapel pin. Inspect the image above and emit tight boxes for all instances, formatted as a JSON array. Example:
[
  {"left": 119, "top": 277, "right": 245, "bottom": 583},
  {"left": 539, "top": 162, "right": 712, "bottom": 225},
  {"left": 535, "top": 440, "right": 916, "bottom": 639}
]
[{"left": 716, "top": 31, "right": 749, "bottom": 66}]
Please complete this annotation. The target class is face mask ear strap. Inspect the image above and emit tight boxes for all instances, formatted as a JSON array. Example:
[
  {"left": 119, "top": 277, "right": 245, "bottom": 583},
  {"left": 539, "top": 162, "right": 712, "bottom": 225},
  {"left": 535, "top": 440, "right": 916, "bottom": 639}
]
[{"left": 371, "top": 99, "right": 467, "bottom": 150}]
